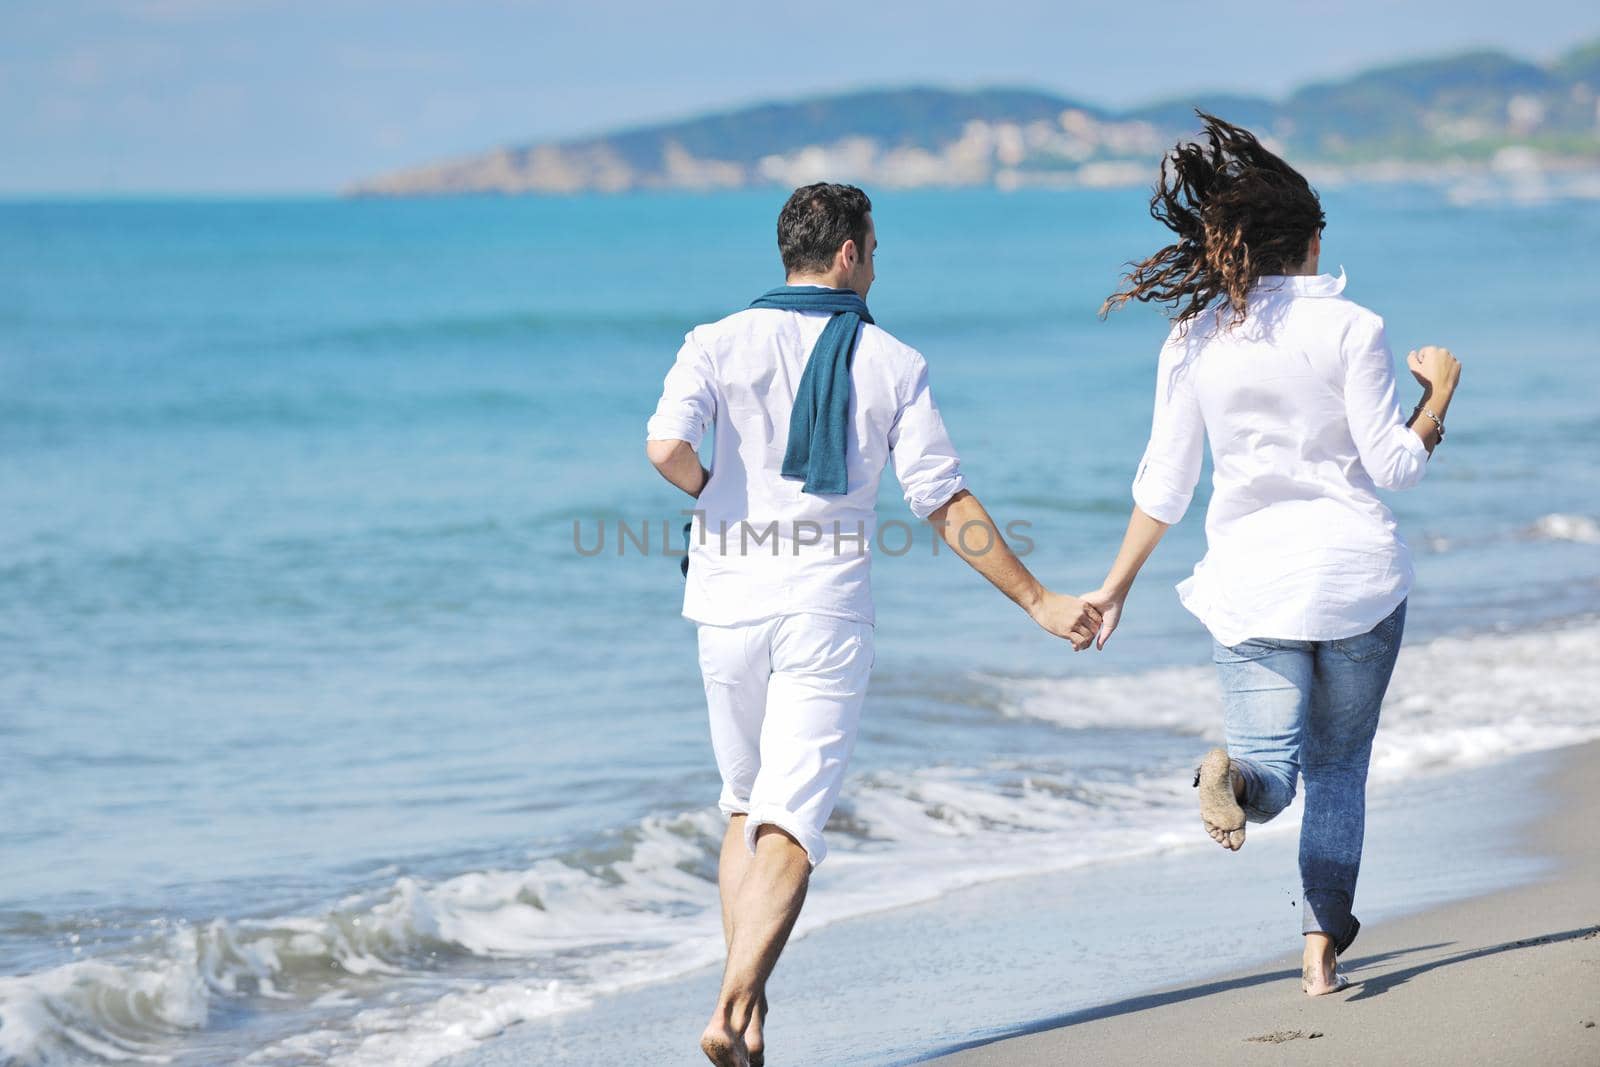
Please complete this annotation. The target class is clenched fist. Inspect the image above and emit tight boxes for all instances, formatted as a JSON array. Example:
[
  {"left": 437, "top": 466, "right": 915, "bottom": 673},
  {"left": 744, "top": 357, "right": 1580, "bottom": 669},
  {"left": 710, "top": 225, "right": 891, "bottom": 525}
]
[{"left": 1407, "top": 345, "right": 1461, "bottom": 396}]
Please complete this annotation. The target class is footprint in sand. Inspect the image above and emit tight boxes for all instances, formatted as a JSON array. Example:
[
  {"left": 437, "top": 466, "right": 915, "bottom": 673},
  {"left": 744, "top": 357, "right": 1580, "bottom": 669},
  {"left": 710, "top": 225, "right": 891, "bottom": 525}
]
[{"left": 1245, "top": 1029, "right": 1325, "bottom": 1044}]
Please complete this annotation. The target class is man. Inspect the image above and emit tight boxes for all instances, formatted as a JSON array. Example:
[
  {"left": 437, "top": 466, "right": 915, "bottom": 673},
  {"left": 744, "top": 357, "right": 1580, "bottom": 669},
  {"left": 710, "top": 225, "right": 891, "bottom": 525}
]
[{"left": 646, "top": 182, "right": 1099, "bottom": 1067}]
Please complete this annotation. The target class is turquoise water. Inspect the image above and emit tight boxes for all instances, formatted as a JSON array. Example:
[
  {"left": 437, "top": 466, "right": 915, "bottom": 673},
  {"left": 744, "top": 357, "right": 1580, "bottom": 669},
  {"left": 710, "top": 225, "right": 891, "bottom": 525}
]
[{"left": 1, "top": 189, "right": 1598, "bottom": 1065}]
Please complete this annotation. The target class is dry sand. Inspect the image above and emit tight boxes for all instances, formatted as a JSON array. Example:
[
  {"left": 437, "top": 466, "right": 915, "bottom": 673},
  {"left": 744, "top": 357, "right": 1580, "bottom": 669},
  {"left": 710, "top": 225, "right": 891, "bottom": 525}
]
[{"left": 930, "top": 741, "right": 1600, "bottom": 1067}]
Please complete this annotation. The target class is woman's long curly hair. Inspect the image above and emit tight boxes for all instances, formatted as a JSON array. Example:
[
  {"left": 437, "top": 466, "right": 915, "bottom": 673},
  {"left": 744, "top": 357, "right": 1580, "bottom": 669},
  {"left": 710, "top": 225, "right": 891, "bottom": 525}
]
[{"left": 1102, "top": 112, "right": 1325, "bottom": 328}]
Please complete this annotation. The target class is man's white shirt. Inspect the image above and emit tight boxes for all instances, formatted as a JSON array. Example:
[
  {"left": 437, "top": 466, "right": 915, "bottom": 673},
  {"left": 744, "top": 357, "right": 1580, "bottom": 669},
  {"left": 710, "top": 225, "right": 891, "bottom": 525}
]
[{"left": 648, "top": 305, "right": 967, "bottom": 628}]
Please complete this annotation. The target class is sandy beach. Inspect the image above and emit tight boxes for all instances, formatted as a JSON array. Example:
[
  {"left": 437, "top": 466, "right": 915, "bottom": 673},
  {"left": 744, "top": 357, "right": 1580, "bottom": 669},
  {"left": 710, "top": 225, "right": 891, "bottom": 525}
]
[{"left": 928, "top": 740, "right": 1600, "bottom": 1067}]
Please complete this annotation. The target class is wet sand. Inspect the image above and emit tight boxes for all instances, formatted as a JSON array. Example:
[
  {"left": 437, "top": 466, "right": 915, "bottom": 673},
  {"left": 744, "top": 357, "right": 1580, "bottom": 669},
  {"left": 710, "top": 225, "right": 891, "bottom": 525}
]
[{"left": 927, "top": 741, "right": 1600, "bottom": 1067}]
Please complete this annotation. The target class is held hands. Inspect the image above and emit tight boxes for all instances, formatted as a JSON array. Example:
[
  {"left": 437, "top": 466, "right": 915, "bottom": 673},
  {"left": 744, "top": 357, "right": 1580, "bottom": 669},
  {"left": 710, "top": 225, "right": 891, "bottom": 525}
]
[
  {"left": 1028, "top": 590, "right": 1103, "bottom": 651},
  {"left": 1407, "top": 346, "right": 1461, "bottom": 397},
  {"left": 1079, "top": 587, "right": 1126, "bottom": 650}
]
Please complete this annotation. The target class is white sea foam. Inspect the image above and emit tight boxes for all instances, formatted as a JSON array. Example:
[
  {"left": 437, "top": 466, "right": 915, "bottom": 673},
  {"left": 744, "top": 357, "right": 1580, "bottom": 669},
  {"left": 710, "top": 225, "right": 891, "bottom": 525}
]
[
  {"left": 1525, "top": 513, "right": 1600, "bottom": 544},
  {"left": 0, "top": 813, "right": 731, "bottom": 1066},
  {"left": 992, "top": 618, "right": 1600, "bottom": 785},
  {"left": 1395, "top": 512, "right": 1600, "bottom": 555},
  {"left": 232, "top": 768, "right": 1201, "bottom": 1067},
  {"left": 5, "top": 619, "right": 1599, "bottom": 1067}
]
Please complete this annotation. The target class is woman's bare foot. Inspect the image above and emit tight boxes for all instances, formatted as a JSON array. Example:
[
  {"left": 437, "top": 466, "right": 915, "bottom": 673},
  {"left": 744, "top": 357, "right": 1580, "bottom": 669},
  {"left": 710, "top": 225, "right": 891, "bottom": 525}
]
[
  {"left": 745, "top": 995, "right": 767, "bottom": 1067},
  {"left": 1301, "top": 963, "right": 1350, "bottom": 996},
  {"left": 700, "top": 1021, "right": 748, "bottom": 1067},
  {"left": 1301, "top": 932, "right": 1350, "bottom": 996},
  {"left": 1196, "top": 748, "right": 1246, "bottom": 850}
]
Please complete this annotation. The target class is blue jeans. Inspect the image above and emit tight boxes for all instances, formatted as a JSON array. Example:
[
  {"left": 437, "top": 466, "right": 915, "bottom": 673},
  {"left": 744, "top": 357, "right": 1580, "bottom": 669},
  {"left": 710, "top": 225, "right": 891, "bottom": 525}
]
[{"left": 1212, "top": 600, "right": 1406, "bottom": 946}]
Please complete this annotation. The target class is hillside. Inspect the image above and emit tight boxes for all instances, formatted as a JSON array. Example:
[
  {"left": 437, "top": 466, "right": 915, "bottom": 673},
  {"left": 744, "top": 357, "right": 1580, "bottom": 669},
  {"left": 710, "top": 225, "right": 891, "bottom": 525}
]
[{"left": 349, "top": 40, "right": 1600, "bottom": 196}]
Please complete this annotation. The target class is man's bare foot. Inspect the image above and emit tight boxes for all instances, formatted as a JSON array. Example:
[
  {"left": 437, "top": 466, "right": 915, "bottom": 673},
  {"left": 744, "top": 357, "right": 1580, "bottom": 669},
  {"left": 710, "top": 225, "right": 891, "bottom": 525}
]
[
  {"left": 1196, "top": 748, "right": 1246, "bottom": 850},
  {"left": 744, "top": 995, "right": 767, "bottom": 1067},
  {"left": 701, "top": 1021, "right": 748, "bottom": 1067}
]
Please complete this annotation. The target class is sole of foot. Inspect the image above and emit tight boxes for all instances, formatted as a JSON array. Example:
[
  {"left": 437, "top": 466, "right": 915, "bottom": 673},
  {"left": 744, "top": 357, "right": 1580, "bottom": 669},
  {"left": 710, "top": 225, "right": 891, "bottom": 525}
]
[
  {"left": 1197, "top": 747, "right": 1246, "bottom": 850},
  {"left": 701, "top": 1027, "right": 748, "bottom": 1067}
]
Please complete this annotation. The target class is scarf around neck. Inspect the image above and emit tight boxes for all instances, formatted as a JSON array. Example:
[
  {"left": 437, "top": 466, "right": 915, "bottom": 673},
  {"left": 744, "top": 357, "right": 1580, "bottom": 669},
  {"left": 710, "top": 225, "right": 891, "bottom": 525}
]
[{"left": 748, "top": 285, "right": 874, "bottom": 496}]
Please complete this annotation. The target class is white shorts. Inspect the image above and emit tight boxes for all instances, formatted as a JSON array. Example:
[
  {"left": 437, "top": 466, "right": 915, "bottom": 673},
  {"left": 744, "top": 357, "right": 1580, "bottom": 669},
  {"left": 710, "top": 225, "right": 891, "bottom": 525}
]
[{"left": 696, "top": 613, "right": 874, "bottom": 867}]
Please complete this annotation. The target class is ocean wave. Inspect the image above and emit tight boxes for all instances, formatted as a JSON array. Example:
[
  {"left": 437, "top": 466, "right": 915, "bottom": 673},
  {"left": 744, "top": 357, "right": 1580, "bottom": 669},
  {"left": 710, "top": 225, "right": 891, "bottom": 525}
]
[
  {"left": 990, "top": 617, "right": 1600, "bottom": 783},
  {"left": 1524, "top": 513, "right": 1600, "bottom": 545},
  {"left": 0, "top": 813, "right": 729, "bottom": 1066},
  {"left": 0, "top": 770, "right": 1191, "bottom": 1066},
  {"left": 1415, "top": 512, "right": 1600, "bottom": 555},
  {"left": 6, "top": 619, "right": 1599, "bottom": 1066},
  {"left": 239, "top": 768, "right": 1196, "bottom": 1067}
]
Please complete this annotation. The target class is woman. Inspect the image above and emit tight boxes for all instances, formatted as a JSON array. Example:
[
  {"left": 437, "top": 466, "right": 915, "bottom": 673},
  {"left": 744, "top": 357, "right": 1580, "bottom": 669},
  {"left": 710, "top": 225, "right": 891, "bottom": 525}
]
[{"left": 1084, "top": 114, "right": 1461, "bottom": 996}]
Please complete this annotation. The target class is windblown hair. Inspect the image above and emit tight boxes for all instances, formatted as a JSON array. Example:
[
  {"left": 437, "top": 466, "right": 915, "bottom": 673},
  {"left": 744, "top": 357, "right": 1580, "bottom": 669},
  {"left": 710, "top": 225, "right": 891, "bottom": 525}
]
[
  {"left": 1102, "top": 112, "right": 1325, "bottom": 328},
  {"left": 777, "top": 183, "right": 872, "bottom": 275}
]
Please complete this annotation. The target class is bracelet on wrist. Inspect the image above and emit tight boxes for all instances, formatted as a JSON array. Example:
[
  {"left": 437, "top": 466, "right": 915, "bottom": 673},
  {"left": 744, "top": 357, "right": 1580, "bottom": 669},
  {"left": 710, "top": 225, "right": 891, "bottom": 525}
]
[{"left": 1412, "top": 403, "right": 1445, "bottom": 442}]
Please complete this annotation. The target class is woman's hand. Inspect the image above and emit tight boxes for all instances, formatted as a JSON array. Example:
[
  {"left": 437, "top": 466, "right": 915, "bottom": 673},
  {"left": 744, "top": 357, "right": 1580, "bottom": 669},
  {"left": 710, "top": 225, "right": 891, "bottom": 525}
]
[
  {"left": 1083, "top": 507, "right": 1169, "bottom": 650},
  {"left": 1079, "top": 586, "right": 1127, "bottom": 650},
  {"left": 1407, "top": 346, "right": 1461, "bottom": 398}
]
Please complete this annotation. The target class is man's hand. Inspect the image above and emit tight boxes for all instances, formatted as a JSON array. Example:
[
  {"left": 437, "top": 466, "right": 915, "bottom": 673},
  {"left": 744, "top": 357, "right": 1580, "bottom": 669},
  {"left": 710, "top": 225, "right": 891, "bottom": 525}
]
[
  {"left": 1027, "top": 590, "right": 1102, "bottom": 651},
  {"left": 1079, "top": 586, "right": 1127, "bottom": 650}
]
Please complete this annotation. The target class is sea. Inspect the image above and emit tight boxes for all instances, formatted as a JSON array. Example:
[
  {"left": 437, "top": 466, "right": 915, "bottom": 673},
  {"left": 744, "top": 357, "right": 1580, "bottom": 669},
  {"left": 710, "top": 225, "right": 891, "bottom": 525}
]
[{"left": 1, "top": 185, "right": 1598, "bottom": 1066}]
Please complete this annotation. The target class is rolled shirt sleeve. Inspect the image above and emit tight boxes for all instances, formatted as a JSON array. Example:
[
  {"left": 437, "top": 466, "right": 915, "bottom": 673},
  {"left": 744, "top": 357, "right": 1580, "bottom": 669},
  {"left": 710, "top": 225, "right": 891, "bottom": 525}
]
[
  {"left": 889, "top": 353, "right": 968, "bottom": 520},
  {"left": 1342, "top": 317, "right": 1429, "bottom": 492},
  {"left": 646, "top": 330, "right": 717, "bottom": 447},
  {"left": 1131, "top": 334, "right": 1205, "bottom": 525}
]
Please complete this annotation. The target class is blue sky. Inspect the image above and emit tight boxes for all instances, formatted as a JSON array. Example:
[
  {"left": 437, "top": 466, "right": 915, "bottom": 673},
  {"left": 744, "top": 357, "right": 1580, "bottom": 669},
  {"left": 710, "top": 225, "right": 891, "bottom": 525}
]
[{"left": 4, "top": 1, "right": 1596, "bottom": 194}]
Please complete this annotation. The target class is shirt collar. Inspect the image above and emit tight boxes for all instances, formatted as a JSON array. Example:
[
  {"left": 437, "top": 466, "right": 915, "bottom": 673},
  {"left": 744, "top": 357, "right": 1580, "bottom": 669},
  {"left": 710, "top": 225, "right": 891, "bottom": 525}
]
[{"left": 1252, "top": 268, "right": 1347, "bottom": 299}]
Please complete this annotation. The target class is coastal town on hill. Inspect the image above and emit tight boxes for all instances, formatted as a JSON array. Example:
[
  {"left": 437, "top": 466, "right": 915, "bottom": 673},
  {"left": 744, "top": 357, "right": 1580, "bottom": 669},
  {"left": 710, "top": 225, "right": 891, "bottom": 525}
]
[{"left": 350, "top": 41, "right": 1600, "bottom": 201}]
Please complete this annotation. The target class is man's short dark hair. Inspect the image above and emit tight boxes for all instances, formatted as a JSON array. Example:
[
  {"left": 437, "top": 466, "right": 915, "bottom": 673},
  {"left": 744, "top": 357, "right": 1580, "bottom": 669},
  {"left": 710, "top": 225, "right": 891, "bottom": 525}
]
[{"left": 777, "top": 183, "right": 873, "bottom": 275}]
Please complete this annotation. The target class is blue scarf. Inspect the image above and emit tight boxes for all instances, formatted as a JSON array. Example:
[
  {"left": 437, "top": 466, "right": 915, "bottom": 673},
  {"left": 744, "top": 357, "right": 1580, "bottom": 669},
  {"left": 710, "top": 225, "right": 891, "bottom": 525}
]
[{"left": 748, "top": 286, "right": 873, "bottom": 496}]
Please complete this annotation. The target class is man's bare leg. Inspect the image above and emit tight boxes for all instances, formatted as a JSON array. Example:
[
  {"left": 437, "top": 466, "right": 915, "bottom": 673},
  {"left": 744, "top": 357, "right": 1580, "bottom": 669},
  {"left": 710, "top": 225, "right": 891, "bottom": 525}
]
[
  {"left": 716, "top": 816, "right": 768, "bottom": 1062},
  {"left": 717, "top": 815, "right": 751, "bottom": 940},
  {"left": 701, "top": 825, "right": 810, "bottom": 1067}
]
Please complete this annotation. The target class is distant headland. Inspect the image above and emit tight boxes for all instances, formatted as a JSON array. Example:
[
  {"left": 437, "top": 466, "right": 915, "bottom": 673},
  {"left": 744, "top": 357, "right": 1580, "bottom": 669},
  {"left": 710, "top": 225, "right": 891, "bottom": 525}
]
[{"left": 347, "top": 40, "right": 1600, "bottom": 198}]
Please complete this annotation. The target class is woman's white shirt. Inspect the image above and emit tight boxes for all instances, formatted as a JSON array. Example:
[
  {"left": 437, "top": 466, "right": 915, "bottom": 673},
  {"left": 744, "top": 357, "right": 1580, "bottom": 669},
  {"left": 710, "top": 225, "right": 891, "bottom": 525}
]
[{"left": 1132, "top": 271, "right": 1430, "bottom": 646}]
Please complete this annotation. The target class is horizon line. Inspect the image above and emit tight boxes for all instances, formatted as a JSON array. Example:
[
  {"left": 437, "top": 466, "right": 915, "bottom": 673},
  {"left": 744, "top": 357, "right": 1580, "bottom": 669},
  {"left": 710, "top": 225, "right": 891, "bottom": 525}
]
[{"left": 485, "top": 34, "right": 1599, "bottom": 151}]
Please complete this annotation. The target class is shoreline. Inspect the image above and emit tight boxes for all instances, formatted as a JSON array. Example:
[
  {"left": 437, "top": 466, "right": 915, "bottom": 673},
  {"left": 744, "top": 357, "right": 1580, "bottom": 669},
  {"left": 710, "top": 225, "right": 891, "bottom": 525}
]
[
  {"left": 449, "top": 741, "right": 1588, "bottom": 1066},
  {"left": 925, "top": 739, "right": 1600, "bottom": 1066}
]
